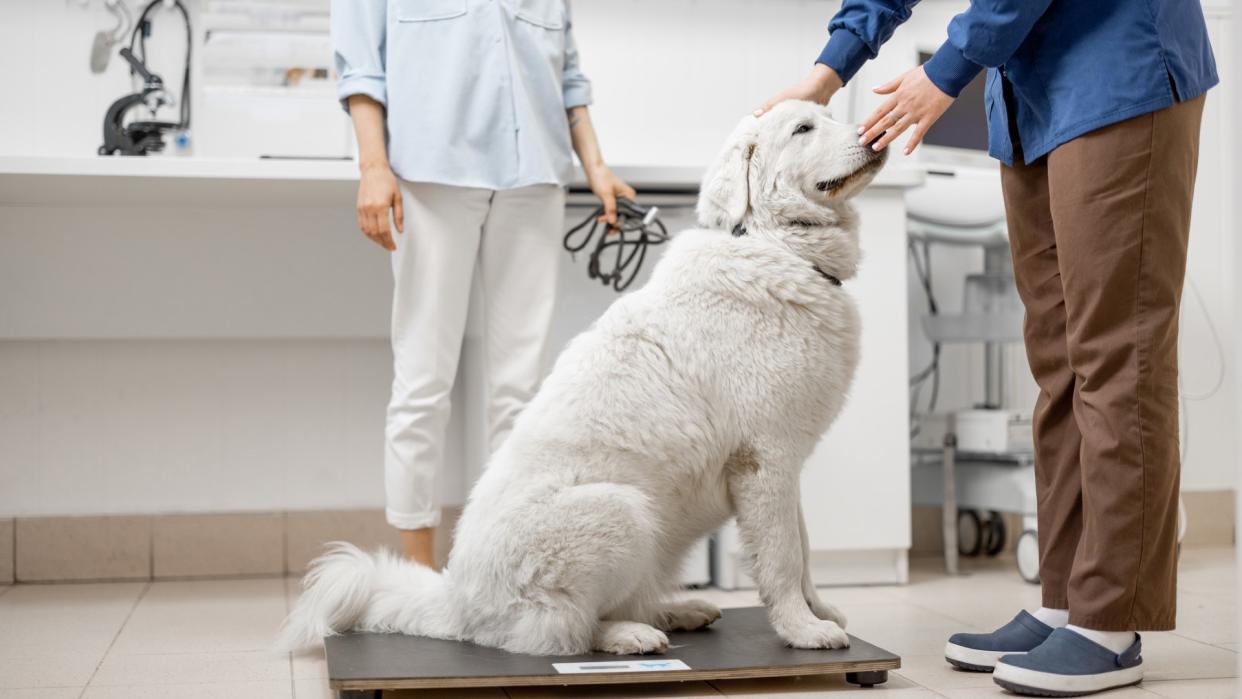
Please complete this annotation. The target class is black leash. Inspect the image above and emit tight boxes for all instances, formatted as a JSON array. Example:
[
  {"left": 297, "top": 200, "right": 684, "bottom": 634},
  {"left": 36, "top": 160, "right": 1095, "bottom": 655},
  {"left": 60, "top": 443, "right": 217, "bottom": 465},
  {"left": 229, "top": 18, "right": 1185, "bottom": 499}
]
[{"left": 563, "top": 198, "right": 669, "bottom": 292}]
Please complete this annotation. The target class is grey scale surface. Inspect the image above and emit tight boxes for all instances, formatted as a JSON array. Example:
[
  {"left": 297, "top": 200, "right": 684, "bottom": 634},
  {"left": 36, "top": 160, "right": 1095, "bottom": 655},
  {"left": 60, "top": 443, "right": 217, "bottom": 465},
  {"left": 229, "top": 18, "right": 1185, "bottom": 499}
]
[{"left": 324, "top": 606, "right": 901, "bottom": 694}]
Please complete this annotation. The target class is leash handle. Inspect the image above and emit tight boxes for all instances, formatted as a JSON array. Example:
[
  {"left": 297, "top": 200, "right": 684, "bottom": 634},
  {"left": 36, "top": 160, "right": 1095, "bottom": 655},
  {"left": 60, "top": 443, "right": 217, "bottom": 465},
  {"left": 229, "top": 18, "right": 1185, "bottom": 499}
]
[{"left": 563, "top": 198, "right": 669, "bottom": 292}]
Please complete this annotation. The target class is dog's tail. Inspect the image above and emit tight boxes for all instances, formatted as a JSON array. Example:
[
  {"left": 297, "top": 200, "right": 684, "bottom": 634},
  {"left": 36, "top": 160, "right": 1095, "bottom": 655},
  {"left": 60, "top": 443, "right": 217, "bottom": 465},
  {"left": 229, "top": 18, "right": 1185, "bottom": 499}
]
[{"left": 276, "top": 542, "right": 456, "bottom": 651}]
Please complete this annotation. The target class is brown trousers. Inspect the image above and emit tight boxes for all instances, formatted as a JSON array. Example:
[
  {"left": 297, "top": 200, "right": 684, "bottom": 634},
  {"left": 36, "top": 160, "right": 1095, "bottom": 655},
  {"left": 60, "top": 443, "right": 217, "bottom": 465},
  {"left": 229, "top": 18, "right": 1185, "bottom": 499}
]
[{"left": 1001, "top": 95, "right": 1205, "bottom": 631}]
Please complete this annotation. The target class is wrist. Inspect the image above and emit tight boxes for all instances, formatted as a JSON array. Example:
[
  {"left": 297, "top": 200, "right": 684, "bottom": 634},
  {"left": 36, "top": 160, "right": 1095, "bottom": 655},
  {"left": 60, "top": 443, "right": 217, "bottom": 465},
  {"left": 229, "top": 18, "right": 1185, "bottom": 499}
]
[
  {"left": 358, "top": 159, "right": 390, "bottom": 174},
  {"left": 810, "top": 64, "right": 844, "bottom": 96}
]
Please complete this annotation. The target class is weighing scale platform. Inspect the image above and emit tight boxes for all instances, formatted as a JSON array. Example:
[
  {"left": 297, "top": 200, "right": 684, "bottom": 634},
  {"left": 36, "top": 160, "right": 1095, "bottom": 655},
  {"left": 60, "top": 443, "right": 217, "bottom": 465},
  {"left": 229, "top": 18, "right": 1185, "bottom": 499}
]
[{"left": 324, "top": 606, "right": 901, "bottom": 697}]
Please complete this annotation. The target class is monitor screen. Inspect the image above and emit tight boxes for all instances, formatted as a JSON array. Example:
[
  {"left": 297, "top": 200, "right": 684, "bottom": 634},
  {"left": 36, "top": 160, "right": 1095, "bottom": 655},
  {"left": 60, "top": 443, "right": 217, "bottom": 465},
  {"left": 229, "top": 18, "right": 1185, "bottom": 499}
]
[{"left": 917, "top": 51, "right": 989, "bottom": 153}]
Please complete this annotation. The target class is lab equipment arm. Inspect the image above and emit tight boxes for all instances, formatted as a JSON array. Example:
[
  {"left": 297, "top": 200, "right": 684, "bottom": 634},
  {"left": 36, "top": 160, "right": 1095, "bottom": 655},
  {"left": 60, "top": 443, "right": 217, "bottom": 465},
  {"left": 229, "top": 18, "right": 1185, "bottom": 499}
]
[
  {"left": 331, "top": 0, "right": 387, "bottom": 111},
  {"left": 569, "top": 107, "right": 636, "bottom": 227}
]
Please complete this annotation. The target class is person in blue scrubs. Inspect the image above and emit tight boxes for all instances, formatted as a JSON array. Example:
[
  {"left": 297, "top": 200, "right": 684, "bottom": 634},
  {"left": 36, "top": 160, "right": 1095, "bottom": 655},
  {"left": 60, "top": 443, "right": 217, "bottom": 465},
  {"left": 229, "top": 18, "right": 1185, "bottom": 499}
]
[{"left": 761, "top": 1, "right": 1217, "bottom": 695}]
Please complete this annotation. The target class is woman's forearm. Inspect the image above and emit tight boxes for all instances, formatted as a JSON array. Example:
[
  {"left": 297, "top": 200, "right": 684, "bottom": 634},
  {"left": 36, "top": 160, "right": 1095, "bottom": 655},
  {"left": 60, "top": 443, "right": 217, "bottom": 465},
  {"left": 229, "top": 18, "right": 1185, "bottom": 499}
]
[
  {"left": 568, "top": 106, "right": 605, "bottom": 172},
  {"left": 566, "top": 105, "right": 636, "bottom": 223},
  {"left": 349, "top": 94, "right": 390, "bottom": 171}
]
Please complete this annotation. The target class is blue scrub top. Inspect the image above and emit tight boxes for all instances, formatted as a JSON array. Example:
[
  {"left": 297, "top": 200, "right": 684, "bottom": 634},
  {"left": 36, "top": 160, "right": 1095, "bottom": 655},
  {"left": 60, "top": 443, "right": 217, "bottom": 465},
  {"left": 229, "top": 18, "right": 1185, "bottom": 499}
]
[
  {"left": 817, "top": 0, "right": 1218, "bottom": 165},
  {"left": 331, "top": 0, "right": 591, "bottom": 190}
]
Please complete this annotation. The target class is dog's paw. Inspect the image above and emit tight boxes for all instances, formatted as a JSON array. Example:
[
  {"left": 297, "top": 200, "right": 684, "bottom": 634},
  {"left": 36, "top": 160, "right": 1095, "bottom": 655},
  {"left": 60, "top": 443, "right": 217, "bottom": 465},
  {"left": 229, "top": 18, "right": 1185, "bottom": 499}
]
[
  {"left": 657, "top": 599, "right": 722, "bottom": 631},
  {"left": 808, "top": 598, "right": 848, "bottom": 629},
  {"left": 779, "top": 618, "right": 851, "bottom": 650},
  {"left": 594, "top": 621, "right": 669, "bottom": 655}
]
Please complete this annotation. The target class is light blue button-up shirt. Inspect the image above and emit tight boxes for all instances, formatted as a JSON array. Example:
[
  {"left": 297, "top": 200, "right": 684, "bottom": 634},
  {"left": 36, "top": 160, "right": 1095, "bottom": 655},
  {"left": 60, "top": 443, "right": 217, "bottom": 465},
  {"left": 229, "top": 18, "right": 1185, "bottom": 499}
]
[{"left": 331, "top": 0, "right": 592, "bottom": 190}]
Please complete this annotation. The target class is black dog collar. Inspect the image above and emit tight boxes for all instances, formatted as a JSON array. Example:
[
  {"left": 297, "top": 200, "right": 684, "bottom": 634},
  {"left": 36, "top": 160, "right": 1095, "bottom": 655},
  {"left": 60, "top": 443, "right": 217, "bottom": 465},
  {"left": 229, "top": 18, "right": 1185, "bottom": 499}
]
[{"left": 813, "top": 265, "right": 843, "bottom": 287}]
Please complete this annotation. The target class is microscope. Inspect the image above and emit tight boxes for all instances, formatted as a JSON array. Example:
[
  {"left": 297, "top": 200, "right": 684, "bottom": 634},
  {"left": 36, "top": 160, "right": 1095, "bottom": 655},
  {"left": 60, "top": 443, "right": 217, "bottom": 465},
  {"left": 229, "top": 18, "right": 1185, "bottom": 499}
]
[
  {"left": 98, "top": 0, "right": 191, "bottom": 156},
  {"left": 98, "top": 47, "right": 180, "bottom": 156}
]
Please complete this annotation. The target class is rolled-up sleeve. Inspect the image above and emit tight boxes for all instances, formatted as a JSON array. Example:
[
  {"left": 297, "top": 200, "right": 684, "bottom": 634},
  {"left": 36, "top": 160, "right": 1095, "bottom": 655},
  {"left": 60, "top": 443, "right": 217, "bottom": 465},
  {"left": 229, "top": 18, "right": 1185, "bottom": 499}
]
[
  {"left": 923, "top": 0, "right": 1054, "bottom": 97},
  {"left": 561, "top": 2, "right": 592, "bottom": 109},
  {"left": 817, "top": 0, "right": 919, "bottom": 85},
  {"left": 331, "top": 0, "right": 388, "bottom": 112}
]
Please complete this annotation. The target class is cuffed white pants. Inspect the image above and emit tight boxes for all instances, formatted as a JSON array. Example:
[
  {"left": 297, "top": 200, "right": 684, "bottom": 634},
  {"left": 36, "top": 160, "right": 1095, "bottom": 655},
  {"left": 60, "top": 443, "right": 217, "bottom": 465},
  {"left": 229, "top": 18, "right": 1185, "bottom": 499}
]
[{"left": 385, "top": 180, "right": 566, "bottom": 530}]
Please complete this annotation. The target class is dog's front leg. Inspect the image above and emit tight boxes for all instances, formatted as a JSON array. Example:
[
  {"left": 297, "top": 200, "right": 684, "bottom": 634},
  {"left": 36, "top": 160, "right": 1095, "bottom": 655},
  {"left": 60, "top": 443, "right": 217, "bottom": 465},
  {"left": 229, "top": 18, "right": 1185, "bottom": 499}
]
[
  {"left": 799, "top": 503, "right": 847, "bottom": 628},
  {"left": 729, "top": 457, "right": 849, "bottom": 649}
]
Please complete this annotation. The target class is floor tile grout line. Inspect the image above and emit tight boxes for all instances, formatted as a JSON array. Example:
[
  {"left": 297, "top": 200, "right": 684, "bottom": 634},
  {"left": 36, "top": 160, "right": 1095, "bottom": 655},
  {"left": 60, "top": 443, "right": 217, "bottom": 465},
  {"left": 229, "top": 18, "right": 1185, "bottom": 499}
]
[
  {"left": 284, "top": 572, "right": 297, "bottom": 699},
  {"left": 1165, "top": 629, "right": 1242, "bottom": 652},
  {"left": 871, "top": 594, "right": 993, "bottom": 631},
  {"left": 77, "top": 580, "right": 152, "bottom": 699},
  {"left": 1169, "top": 630, "right": 1238, "bottom": 648}
]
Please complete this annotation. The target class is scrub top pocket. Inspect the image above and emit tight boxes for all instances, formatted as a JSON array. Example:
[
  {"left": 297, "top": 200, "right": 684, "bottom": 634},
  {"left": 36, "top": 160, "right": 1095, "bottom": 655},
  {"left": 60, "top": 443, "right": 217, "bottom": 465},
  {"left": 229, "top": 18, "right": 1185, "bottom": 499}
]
[
  {"left": 514, "top": 0, "right": 564, "bottom": 30},
  {"left": 395, "top": 0, "right": 467, "bottom": 22}
]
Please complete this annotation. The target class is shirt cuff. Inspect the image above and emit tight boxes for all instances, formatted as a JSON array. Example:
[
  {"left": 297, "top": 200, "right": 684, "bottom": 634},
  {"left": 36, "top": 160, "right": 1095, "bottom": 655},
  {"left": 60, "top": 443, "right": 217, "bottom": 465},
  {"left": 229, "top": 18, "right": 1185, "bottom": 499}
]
[
  {"left": 563, "top": 81, "right": 593, "bottom": 110},
  {"left": 816, "top": 29, "right": 870, "bottom": 85},
  {"left": 337, "top": 74, "right": 387, "bottom": 113},
  {"left": 922, "top": 40, "right": 983, "bottom": 98}
]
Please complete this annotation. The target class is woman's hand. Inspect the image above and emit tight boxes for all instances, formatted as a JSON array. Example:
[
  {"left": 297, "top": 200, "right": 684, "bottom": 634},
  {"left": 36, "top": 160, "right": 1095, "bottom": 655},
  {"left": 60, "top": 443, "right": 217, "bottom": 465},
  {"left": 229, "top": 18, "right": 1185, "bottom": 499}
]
[
  {"left": 356, "top": 162, "right": 403, "bottom": 251},
  {"left": 858, "top": 65, "right": 955, "bottom": 155},
  {"left": 585, "top": 164, "right": 638, "bottom": 227},
  {"left": 754, "top": 64, "right": 844, "bottom": 117}
]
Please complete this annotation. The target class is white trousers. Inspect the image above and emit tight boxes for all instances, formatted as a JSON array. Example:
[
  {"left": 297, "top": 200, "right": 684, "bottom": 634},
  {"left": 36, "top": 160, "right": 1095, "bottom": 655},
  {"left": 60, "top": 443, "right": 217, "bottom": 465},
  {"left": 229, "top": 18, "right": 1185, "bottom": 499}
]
[{"left": 385, "top": 181, "right": 566, "bottom": 530}]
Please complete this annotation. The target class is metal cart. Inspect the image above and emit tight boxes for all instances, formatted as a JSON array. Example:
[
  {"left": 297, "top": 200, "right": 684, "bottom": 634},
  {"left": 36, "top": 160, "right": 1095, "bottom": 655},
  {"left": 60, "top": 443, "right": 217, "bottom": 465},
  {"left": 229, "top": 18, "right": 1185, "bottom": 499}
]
[{"left": 906, "top": 214, "right": 1043, "bottom": 582}]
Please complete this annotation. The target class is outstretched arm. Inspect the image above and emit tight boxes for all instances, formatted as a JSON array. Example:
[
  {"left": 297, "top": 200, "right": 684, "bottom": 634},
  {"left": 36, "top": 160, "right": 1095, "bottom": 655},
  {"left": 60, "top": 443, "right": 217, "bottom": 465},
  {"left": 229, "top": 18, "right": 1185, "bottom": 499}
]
[
  {"left": 860, "top": 0, "right": 1055, "bottom": 153},
  {"left": 755, "top": 0, "right": 919, "bottom": 115}
]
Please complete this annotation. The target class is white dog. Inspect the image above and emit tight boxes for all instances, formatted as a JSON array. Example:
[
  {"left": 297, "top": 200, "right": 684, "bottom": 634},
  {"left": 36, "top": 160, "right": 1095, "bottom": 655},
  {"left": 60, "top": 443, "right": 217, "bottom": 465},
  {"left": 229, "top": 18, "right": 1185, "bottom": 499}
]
[{"left": 279, "top": 100, "right": 886, "bottom": 656}]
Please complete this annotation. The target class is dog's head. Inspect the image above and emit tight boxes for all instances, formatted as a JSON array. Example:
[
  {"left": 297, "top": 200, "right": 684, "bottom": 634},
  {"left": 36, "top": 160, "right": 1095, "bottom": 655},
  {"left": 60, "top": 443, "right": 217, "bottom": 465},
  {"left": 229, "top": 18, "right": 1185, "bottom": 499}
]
[{"left": 696, "top": 101, "right": 886, "bottom": 279}]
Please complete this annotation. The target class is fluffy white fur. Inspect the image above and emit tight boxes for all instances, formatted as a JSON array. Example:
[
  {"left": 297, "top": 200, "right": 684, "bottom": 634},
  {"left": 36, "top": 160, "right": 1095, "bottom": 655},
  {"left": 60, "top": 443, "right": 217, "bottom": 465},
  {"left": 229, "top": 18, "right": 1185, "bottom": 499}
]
[{"left": 279, "top": 101, "right": 887, "bottom": 656}]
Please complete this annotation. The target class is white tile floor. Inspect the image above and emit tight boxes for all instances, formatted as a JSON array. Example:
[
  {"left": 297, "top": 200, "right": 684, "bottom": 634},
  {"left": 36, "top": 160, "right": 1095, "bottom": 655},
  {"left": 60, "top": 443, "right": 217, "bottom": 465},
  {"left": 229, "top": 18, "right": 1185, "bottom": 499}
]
[{"left": 0, "top": 548, "right": 1234, "bottom": 698}]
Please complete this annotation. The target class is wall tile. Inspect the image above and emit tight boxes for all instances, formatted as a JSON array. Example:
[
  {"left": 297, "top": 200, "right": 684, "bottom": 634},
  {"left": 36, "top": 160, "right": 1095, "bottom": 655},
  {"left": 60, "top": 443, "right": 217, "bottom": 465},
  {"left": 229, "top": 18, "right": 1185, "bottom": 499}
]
[
  {"left": 16, "top": 516, "right": 151, "bottom": 582},
  {"left": 152, "top": 513, "right": 282, "bottom": 578},
  {"left": 0, "top": 518, "right": 12, "bottom": 584}
]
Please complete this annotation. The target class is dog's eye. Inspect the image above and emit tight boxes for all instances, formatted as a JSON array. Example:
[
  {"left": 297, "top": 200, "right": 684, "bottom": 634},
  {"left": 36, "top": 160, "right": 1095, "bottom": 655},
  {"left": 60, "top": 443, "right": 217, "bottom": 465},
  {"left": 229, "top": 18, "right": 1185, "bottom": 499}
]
[{"left": 793, "top": 123, "right": 814, "bottom": 136}]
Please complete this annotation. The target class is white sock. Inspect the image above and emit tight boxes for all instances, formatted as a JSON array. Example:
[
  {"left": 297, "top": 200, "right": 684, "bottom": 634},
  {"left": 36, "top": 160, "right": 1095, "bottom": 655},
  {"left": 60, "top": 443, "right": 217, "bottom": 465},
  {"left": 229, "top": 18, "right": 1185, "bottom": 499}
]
[
  {"left": 1032, "top": 607, "right": 1069, "bottom": 628},
  {"left": 1066, "top": 624, "right": 1137, "bottom": 654}
]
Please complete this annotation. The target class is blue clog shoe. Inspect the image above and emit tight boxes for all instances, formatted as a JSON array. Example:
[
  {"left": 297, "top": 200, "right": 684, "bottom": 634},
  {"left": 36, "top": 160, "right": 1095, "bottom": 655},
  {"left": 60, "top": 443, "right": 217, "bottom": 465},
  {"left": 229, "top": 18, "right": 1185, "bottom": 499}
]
[
  {"left": 993, "top": 628, "right": 1143, "bottom": 697},
  {"left": 944, "top": 610, "right": 1055, "bottom": 671}
]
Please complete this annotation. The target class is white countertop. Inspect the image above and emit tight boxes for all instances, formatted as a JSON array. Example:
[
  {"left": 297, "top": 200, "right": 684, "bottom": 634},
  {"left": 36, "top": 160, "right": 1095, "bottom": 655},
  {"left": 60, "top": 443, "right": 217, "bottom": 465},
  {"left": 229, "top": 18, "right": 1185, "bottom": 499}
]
[{"left": 0, "top": 156, "right": 924, "bottom": 207}]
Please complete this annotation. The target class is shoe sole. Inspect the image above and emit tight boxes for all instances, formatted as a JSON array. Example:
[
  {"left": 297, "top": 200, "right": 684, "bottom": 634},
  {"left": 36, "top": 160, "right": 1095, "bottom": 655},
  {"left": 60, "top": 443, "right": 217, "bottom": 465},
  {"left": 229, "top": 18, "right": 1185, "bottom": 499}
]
[
  {"left": 943, "top": 642, "right": 1024, "bottom": 672},
  {"left": 993, "top": 662, "right": 1144, "bottom": 696}
]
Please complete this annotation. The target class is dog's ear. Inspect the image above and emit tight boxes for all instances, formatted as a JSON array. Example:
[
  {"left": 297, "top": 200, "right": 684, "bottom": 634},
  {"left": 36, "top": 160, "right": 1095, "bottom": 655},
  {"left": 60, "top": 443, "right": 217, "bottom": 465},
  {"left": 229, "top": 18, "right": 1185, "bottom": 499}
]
[{"left": 697, "top": 117, "right": 761, "bottom": 230}]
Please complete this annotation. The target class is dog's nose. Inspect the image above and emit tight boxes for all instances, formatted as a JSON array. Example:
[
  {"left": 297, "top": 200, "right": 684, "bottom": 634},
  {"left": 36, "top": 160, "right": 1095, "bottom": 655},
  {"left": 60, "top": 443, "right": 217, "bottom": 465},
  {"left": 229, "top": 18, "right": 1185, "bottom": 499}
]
[{"left": 866, "top": 131, "right": 888, "bottom": 149}]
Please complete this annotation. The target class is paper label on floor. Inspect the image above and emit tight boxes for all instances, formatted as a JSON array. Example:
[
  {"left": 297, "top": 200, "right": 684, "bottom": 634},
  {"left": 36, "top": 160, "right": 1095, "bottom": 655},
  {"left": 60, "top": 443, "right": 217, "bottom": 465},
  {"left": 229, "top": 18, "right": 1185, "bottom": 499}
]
[{"left": 552, "top": 659, "right": 691, "bottom": 674}]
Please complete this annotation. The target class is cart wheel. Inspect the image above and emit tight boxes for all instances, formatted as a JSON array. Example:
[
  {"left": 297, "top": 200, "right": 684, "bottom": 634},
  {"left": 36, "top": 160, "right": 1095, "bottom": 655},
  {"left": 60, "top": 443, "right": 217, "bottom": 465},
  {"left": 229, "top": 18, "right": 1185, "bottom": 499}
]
[
  {"left": 1016, "top": 529, "right": 1040, "bottom": 584},
  {"left": 957, "top": 509, "right": 983, "bottom": 557},
  {"left": 982, "top": 511, "right": 1007, "bottom": 557}
]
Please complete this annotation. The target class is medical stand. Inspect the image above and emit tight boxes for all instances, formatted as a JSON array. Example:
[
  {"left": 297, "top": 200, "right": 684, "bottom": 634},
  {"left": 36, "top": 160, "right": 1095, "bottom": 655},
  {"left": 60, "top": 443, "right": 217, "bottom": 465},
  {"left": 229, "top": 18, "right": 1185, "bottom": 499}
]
[{"left": 905, "top": 214, "right": 1042, "bottom": 581}]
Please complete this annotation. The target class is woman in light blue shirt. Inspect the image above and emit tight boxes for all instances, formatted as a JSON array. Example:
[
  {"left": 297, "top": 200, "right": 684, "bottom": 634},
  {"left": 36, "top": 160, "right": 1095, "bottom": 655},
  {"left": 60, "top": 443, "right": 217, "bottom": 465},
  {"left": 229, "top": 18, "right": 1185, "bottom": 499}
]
[{"left": 332, "top": 0, "right": 634, "bottom": 566}]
